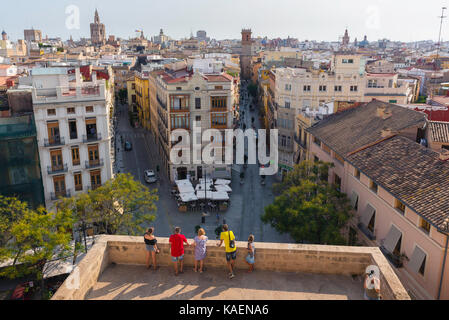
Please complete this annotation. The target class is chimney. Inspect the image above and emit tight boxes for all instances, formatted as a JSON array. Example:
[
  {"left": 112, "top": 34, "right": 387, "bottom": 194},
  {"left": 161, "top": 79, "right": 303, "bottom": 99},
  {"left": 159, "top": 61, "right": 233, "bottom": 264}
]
[
  {"left": 440, "top": 148, "right": 449, "bottom": 161},
  {"left": 381, "top": 127, "right": 393, "bottom": 138},
  {"left": 377, "top": 105, "right": 392, "bottom": 119}
]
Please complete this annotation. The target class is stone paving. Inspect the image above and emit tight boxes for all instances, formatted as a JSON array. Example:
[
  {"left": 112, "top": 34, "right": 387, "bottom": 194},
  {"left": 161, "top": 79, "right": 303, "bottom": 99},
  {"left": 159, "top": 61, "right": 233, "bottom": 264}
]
[{"left": 86, "top": 264, "right": 365, "bottom": 300}]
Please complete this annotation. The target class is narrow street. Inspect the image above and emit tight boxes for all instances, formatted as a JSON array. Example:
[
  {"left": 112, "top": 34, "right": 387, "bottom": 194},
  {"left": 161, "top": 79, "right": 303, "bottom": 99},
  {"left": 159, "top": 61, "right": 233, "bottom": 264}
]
[{"left": 114, "top": 85, "right": 293, "bottom": 243}]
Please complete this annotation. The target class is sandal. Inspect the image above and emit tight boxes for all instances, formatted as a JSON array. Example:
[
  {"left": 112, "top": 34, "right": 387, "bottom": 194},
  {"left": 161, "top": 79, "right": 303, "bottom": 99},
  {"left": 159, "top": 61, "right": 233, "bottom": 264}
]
[{"left": 193, "top": 268, "right": 197, "bottom": 272}]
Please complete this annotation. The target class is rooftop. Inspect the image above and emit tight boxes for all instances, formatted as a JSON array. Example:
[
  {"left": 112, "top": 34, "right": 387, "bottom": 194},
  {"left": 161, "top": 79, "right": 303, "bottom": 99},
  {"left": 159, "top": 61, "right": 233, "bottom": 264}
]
[
  {"left": 429, "top": 121, "right": 449, "bottom": 143},
  {"left": 87, "top": 264, "right": 364, "bottom": 300},
  {"left": 52, "top": 235, "right": 409, "bottom": 300},
  {"left": 306, "top": 100, "right": 426, "bottom": 156},
  {"left": 346, "top": 135, "right": 449, "bottom": 229}
]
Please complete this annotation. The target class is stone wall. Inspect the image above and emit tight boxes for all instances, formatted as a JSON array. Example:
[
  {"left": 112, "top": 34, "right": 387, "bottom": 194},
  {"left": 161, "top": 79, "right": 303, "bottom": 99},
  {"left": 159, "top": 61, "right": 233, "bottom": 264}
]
[{"left": 52, "top": 235, "right": 410, "bottom": 300}]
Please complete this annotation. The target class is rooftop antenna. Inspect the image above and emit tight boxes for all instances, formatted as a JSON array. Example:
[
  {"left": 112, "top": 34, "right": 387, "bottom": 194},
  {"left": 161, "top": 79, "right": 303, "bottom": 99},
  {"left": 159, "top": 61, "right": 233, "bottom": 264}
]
[{"left": 436, "top": 7, "right": 447, "bottom": 71}]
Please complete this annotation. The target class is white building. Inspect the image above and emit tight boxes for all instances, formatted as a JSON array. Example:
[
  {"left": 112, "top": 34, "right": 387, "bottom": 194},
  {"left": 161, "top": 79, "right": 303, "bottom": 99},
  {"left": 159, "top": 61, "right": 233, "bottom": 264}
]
[{"left": 28, "top": 67, "right": 114, "bottom": 208}]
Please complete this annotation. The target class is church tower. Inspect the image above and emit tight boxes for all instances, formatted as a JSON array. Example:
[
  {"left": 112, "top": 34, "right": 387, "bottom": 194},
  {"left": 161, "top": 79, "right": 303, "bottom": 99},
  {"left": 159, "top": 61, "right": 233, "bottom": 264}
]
[
  {"left": 240, "top": 29, "right": 253, "bottom": 80},
  {"left": 90, "top": 9, "right": 106, "bottom": 46},
  {"left": 342, "top": 29, "right": 350, "bottom": 47}
]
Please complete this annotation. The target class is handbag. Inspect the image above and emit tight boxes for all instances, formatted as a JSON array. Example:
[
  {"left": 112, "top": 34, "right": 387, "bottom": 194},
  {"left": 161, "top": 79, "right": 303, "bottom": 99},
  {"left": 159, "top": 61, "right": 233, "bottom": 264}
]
[{"left": 228, "top": 231, "right": 235, "bottom": 249}]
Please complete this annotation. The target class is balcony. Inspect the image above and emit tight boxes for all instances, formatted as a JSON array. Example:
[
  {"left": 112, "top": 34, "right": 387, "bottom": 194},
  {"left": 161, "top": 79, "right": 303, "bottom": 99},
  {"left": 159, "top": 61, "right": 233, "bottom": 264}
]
[
  {"left": 357, "top": 223, "right": 376, "bottom": 241},
  {"left": 294, "top": 134, "right": 307, "bottom": 149},
  {"left": 211, "top": 123, "right": 228, "bottom": 129},
  {"left": 44, "top": 136, "right": 65, "bottom": 147},
  {"left": 211, "top": 106, "right": 228, "bottom": 112},
  {"left": 170, "top": 106, "right": 190, "bottom": 113},
  {"left": 50, "top": 189, "right": 71, "bottom": 201},
  {"left": 279, "top": 143, "right": 294, "bottom": 152},
  {"left": 83, "top": 133, "right": 102, "bottom": 143},
  {"left": 157, "top": 95, "right": 167, "bottom": 110},
  {"left": 47, "top": 164, "right": 68, "bottom": 175},
  {"left": 85, "top": 159, "right": 104, "bottom": 169}
]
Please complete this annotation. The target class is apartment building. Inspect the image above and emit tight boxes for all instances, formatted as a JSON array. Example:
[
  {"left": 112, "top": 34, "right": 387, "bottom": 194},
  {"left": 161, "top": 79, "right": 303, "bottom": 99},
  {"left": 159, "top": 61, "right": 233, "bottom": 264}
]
[
  {"left": 151, "top": 64, "right": 236, "bottom": 181},
  {"left": 134, "top": 69, "right": 150, "bottom": 130},
  {"left": 304, "top": 101, "right": 449, "bottom": 299},
  {"left": 28, "top": 67, "right": 114, "bottom": 208},
  {"left": 272, "top": 54, "right": 415, "bottom": 177}
]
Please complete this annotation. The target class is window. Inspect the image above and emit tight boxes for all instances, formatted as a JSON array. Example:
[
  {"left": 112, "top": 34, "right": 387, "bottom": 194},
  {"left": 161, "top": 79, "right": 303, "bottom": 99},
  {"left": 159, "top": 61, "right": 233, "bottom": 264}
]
[
  {"left": 86, "top": 106, "right": 94, "bottom": 113},
  {"left": 195, "top": 87, "right": 200, "bottom": 91},
  {"left": 50, "top": 149, "right": 63, "bottom": 171},
  {"left": 215, "top": 85, "right": 223, "bottom": 90},
  {"left": 370, "top": 180, "right": 378, "bottom": 193},
  {"left": 170, "top": 114, "right": 190, "bottom": 129},
  {"left": 389, "top": 100, "right": 397, "bottom": 104},
  {"left": 314, "top": 155, "right": 319, "bottom": 162},
  {"left": 313, "top": 136, "right": 321, "bottom": 146},
  {"left": 69, "top": 119, "right": 77, "bottom": 140},
  {"left": 303, "top": 85, "right": 311, "bottom": 92},
  {"left": 322, "top": 143, "right": 331, "bottom": 154},
  {"left": 211, "top": 96, "right": 227, "bottom": 109},
  {"left": 420, "top": 218, "right": 431, "bottom": 234},
  {"left": 334, "top": 85, "right": 342, "bottom": 92},
  {"left": 342, "top": 59, "right": 354, "bottom": 64},
  {"left": 195, "top": 97, "right": 201, "bottom": 109},
  {"left": 284, "top": 101, "right": 290, "bottom": 108},
  {"left": 71, "top": 147, "right": 80, "bottom": 166},
  {"left": 350, "top": 86, "right": 358, "bottom": 92},
  {"left": 132, "top": 83, "right": 135, "bottom": 90},
  {"left": 334, "top": 174, "right": 342, "bottom": 191},
  {"left": 368, "top": 80, "right": 377, "bottom": 88},
  {"left": 176, "top": 87, "right": 182, "bottom": 91},
  {"left": 47, "top": 109, "right": 56, "bottom": 116},
  {"left": 319, "top": 85, "right": 327, "bottom": 92},
  {"left": 53, "top": 175, "right": 66, "bottom": 197},
  {"left": 90, "top": 170, "right": 101, "bottom": 189},
  {"left": 395, "top": 199, "right": 406, "bottom": 214},
  {"left": 285, "top": 84, "right": 291, "bottom": 91},
  {"left": 74, "top": 172, "right": 82, "bottom": 191},
  {"left": 211, "top": 113, "right": 227, "bottom": 127},
  {"left": 67, "top": 107, "right": 75, "bottom": 114},
  {"left": 195, "top": 115, "right": 201, "bottom": 122},
  {"left": 354, "top": 168, "right": 360, "bottom": 179},
  {"left": 88, "top": 145, "right": 99, "bottom": 164}
]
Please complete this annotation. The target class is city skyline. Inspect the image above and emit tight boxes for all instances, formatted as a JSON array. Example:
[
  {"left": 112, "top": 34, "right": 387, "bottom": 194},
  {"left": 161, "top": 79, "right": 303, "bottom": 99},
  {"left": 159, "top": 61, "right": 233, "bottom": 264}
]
[{"left": 1, "top": 0, "right": 448, "bottom": 43}]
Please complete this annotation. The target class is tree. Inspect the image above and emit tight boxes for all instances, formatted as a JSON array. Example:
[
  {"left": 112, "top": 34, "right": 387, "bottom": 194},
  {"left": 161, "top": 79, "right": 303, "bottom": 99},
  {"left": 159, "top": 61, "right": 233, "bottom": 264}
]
[
  {"left": 0, "top": 197, "right": 74, "bottom": 280},
  {"left": 261, "top": 161, "right": 353, "bottom": 245},
  {"left": 58, "top": 173, "right": 158, "bottom": 236}
]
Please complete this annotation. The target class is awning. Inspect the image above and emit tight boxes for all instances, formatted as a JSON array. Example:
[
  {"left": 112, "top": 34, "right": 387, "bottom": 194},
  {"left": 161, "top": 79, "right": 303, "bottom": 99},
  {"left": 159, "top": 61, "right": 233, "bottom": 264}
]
[
  {"left": 360, "top": 204, "right": 376, "bottom": 227},
  {"left": 176, "top": 179, "right": 192, "bottom": 186},
  {"left": 196, "top": 183, "right": 213, "bottom": 191},
  {"left": 198, "top": 178, "right": 213, "bottom": 184},
  {"left": 178, "top": 184, "right": 195, "bottom": 194},
  {"left": 196, "top": 190, "right": 213, "bottom": 199},
  {"left": 215, "top": 179, "right": 231, "bottom": 185},
  {"left": 383, "top": 225, "right": 402, "bottom": 254},
  {"left": 179, "top": 192, "right": 198, "bottom": 202},
  {"left": 211, "top": 191, "right": 229, "bottom": 201},
  {"left": 350, "top": 191, "right": 359, "bottom": 209},
  {"left": 215, "top": 184, "right": 232, "bottom": 193},
  {"left": 407, "top": 246, "right": 427, "bottom": 274}
]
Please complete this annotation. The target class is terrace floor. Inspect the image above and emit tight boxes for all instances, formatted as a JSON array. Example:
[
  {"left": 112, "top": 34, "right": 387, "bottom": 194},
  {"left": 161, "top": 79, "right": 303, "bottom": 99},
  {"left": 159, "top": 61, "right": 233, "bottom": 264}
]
[{"left": 86, "top": 264, "right": 365, "bottom": 300}]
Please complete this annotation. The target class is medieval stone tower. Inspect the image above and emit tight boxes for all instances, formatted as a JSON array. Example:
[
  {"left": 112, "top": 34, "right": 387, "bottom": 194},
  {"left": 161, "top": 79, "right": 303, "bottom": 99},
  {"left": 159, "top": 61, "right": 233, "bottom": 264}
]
[{"left": 240, "top": 29, "right": 253, "bottom": 80}]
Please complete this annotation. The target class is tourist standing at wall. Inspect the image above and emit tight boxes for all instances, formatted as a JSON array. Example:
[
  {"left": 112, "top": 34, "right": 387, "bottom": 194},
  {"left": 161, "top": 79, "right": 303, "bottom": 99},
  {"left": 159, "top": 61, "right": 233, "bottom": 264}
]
[
  {"left": 217, "top": 224, "right": 237, "bottom": 279},
  {"left": 245, "top": 234, "right": 255, "bottom": 273},
  {"left": 144, "top": 227, "right": 160, "bottom": 270},
  {"left": 192, "top": 228, "right": 208, "bottom": 273},
  {"left": 169, "top": 227, "right": 189, "bottom": 276}
]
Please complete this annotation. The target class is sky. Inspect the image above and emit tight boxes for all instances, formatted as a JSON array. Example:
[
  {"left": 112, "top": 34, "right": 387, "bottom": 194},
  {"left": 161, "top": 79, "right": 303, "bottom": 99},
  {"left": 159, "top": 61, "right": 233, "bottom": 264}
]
[{"left": 1, "top": 0, "right": 449, "bottom": 43}]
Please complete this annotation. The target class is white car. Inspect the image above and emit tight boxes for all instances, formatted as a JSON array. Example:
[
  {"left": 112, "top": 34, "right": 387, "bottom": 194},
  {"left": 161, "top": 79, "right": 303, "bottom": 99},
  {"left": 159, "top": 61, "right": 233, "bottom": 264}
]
[{"left": 144, "top": 170, "right": 157, "bottom": 183}]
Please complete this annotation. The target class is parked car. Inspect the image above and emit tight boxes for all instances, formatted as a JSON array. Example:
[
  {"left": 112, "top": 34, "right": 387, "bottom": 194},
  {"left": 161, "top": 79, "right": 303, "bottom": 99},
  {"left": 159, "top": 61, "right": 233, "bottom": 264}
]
[
  {"left": 124, "top": 141, "right": 132, "bottom": 151},
  {"left": 144, "top": 169, "right": 157, "bottom": 183}
]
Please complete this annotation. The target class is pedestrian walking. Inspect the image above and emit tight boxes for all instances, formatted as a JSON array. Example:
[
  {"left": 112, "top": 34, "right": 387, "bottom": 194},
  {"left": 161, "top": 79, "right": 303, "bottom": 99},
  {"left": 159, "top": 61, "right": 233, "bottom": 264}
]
[
  {"left": 144, "top": 227, "right": 160, "bottom": 270},
  {"left": 192, "top": 228, "right": 208, "bottom": 273},
  {"left": 245, "top": 234, "right": 255, "bottom": 272},
  {"left": 217, "top": 224, "right": 237, "bottom": 279},
  {"left": 169, "top": 227, "right": 189, "bottom": 276}
]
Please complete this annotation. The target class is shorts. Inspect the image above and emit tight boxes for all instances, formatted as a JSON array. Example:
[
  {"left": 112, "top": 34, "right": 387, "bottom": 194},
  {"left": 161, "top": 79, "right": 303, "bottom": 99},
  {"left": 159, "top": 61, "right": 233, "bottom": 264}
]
[
  {"left": 245, "top": 254, "right": 255, "bottom": 265},
  {"left": 364, "top": 292, "right": 380, "bottom": 300},
  {"left": 226, "top": 251, "right": 237, "bottom": 262},
  {"left": 171, "top": 255, "right": 184, "bottom": 262},
  {"left": 146, "top": 245, "right": 156, "bottom": 252}
]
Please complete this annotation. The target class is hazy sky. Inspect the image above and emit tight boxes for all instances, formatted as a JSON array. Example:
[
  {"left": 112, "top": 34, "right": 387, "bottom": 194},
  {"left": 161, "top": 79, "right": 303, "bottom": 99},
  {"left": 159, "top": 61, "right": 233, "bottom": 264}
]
[{"left": 1, "top": 0, "right": 449, "bottom": 42}]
